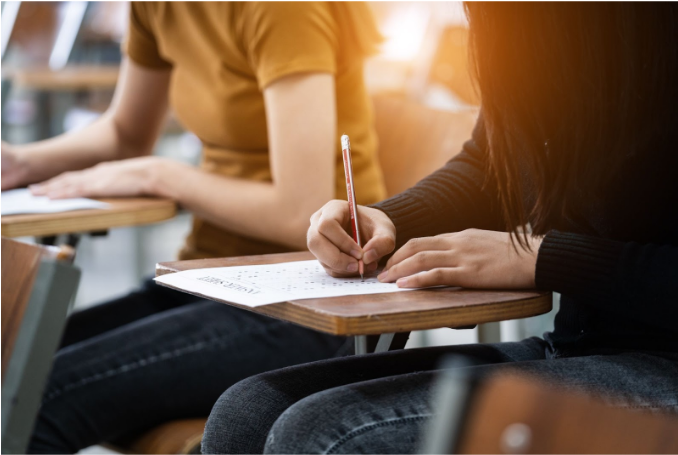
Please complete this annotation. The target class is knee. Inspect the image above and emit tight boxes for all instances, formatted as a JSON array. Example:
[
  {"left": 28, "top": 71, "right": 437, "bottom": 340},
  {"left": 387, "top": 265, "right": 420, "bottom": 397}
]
[
  {"left": 264, "top": 383, "right": 432, "bottom": 454},
  {"left": 264, "top": 392, "right": 346, "bottom": 454},
  {"left": 202, "top": 374, "right": 289, "bottom": 454}
]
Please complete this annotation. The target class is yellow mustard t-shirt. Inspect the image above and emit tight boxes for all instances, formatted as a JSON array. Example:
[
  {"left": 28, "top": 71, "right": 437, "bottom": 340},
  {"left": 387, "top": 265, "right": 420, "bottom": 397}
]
[{"left": 124, "top": 2, "right": 386, "bottom": 259}]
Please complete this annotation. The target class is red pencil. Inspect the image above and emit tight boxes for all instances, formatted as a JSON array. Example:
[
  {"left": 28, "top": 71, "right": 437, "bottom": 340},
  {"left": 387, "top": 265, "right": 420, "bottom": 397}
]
[{"left": 341, "top": 134, "right": 364, "bottom": 281}]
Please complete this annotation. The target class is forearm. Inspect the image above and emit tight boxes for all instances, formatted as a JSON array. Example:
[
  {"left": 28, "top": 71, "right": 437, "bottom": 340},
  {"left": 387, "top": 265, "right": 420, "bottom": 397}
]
[
  {"left": 536, "top": 230, "right": 678, "bottom": 328},
  {"left": 11, "top": 60, "right": 169, "bottom": 187},
  {"left": 14, "top": 112, "right": 152, "bottom": 186},
  {"left": 154, "top": 162, "right": 330, "bottom": 250},
  {"left": 373, "top": 117, "right": 503, "bottom": 248}
]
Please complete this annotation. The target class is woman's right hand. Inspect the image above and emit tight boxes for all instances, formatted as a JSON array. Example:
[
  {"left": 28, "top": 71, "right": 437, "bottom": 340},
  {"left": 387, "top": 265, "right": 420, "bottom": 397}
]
[
  {"left": 307, "top": 200, "right": 396, "bottom": 277},
  {"left": 2, "top": 142, "right": 28, "bottom": 190}
]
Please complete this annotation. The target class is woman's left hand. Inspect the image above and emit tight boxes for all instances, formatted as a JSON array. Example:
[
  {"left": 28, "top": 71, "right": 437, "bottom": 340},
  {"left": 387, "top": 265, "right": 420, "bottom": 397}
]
[
  {"left": 29, "top": 156, "right": 179, "bottom": 199},
  {"left": 378, "top": 229, "right": 542, "bottom": 289}
]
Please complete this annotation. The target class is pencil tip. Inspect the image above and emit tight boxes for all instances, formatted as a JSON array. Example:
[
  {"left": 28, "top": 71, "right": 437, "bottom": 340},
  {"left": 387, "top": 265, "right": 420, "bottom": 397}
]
[{"left": 361, "top": 274, "right": 364, "bottom": 282}]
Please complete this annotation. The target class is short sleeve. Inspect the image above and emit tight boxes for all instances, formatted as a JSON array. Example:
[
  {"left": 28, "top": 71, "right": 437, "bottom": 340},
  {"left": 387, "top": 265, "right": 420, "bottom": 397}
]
[
  {"left": 122, "top": 2, "right": 172, "bottom": 69},
  {"left": 242, "top": 2, "right": 338, "bottom": 89}
]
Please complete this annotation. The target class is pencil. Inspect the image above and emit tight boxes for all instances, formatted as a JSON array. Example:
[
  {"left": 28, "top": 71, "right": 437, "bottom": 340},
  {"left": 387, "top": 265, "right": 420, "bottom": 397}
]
[{"left": 341, "top": 134, "right": 364, "bottom": 281}]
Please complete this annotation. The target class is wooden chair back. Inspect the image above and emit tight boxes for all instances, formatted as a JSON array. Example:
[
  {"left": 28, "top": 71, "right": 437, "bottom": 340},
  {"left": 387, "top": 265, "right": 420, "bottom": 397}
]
[
  {"left": 428, "top": 25, "right": 479, "bottom": 106},
  {"left": 1, "top": 237, "right": 80, "bottom": 453},
  {"left": 434, "top": 373, "right": 678, "bottom": 454},
  {"left": 111, "top": 419, "right": 208, "bottom": 455},
  {"left": 1, "top": 238, "right": 75, "bottom": 381},
  {"left": 372, "top": 94, "right": 478, "bottom": 197}
]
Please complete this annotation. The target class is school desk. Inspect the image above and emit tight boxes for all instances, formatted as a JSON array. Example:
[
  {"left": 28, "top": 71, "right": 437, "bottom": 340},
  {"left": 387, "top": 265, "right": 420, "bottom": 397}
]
[
  {"left": 2, "top": 66, "right": 119, "bottom": 92},
  {"left": 156, "top": 252, "right": 553, "bottom": 354},
  {"left": 1, "top": 197, "right": 177, "bottom": 239},
  {"left": 2, "top": 65, "right": 120, "bottom": 139}
]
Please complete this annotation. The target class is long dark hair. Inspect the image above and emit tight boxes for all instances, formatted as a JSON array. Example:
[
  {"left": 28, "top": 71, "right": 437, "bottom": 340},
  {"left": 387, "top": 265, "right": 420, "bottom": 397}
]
[{"left": 464, "top": 2, "right": 678, "bottom": 244}]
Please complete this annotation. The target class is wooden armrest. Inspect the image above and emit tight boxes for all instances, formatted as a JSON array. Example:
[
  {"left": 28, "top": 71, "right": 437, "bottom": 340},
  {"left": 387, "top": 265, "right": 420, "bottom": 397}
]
[{"left": 109, "top": 419, "right": 207, "bottom": 455}]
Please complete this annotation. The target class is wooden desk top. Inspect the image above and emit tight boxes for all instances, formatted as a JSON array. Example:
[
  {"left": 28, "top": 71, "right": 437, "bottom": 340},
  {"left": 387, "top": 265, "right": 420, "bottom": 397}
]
[
  {"left": 2, "top": 66, "right": 119, "bottom": 91},
  {"left": 1, "top": 197, "right": 177, "bottom": 238},
  {"left": 156, "top": 252, "right": 553, "bottom": 336}
]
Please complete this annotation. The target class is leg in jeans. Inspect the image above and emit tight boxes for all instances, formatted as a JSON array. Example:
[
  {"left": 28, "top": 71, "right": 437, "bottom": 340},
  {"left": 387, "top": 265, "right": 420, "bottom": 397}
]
[
  {"left": 28, "top": 288, "right": 351, "bottom": 453},
  {"left": 60, "top": 278, "right": 202, "bottom": 347},
  {"left": 202, "top": 339, "right": 678, "bottom": 454},
  {"left": 202, "top": 338, "right": 548, "bottom": 454}
]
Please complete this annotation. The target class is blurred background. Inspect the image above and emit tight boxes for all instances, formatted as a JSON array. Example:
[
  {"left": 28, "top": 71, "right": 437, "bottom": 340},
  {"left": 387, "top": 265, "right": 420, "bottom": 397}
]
[{"left": 1, "top": 1, "right": 557, "bottom": 353}]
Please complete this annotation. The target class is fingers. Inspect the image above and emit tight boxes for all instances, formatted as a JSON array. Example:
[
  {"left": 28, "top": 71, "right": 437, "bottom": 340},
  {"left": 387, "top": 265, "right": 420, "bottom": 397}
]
[
  {"left": 361, "top": 233, "right": 395, "bottom": 265},
  {"left": 308, "top": 231, "right": 359, "bottom": 275},
  {"left": 319, "top": 259, "right": 378, "bottom": 278},
  {"left": 378, "top": 250, "right": 456, "bottom": 283},
  {"left": 308, "top": 201, "right": 361, "bottom": 276},
  {"left": 356, "top": 207, "right": 395, "bottom": 265},
  {"left": 29, "top": 169, "right": 101, "bottom": 199},
  {"left": 385, "top": 236, "right": 452, "bottom": 270},
  {"left": 316, "top": 207, "right": 362, "bottom": 260},
  {"left": 395, "top": 267, "right": 461, "bottom": 289},
  {"left": 29, "top": 176, "right": 67, "bottom": 197},
  {"left": 30, "top": 174, "right": 83, "bottom": 199},
  {"left": 308, "top": 201, "right": 395, "bottom": 277}
]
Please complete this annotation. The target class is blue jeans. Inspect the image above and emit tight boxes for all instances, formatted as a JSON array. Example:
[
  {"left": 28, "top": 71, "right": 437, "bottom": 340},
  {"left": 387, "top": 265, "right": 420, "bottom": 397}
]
[
  {"left": 28, "top": 279, "right": 352, "bottom": 454},
  {"left": 202, "top": 338, "right": 678, "bottom": 454}
]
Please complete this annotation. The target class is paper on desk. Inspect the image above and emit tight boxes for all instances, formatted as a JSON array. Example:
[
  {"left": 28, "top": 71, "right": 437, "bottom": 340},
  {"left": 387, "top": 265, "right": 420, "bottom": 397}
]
[
  {"left": 154, "top": 260, "right": 413, "bottom": 307},
  {"left": 1, "top": 188, "right": 109, "bottom": 215}
]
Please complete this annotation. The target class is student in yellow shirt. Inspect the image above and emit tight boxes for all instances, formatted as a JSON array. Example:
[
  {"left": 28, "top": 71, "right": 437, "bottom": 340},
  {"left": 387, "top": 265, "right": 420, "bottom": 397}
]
[{"left": 2, "top": 3, "right": 386, "bottom": 453}]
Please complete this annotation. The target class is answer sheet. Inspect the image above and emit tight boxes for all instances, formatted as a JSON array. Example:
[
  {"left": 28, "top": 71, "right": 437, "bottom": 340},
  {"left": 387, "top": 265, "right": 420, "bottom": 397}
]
[
  {"left": 1, "top": 188, "right": 109, "bottom": 216},
  {"left": 154, "top": 260, "right": 412, "bottom": 307}
]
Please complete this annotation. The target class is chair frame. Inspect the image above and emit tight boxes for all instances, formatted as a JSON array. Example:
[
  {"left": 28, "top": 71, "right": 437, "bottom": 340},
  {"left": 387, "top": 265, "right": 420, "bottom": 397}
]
[{"left": 1, "top": 251, "right": 80, "bottom": 454}]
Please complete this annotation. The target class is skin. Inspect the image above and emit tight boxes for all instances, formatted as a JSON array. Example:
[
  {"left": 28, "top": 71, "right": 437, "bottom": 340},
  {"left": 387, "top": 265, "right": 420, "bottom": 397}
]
[
  {"left": 307, "top": 200, "right": 543, "bottom": 289},
  {"left": 2, "top": 59, "right": 336, "bottom": 250}
]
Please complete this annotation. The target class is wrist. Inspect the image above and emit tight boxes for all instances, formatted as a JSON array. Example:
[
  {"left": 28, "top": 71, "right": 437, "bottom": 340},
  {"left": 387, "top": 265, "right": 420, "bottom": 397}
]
[
  {"left": 146, "top": 157, "right": 185, "bottom": 200},
  {"left": 10, "top": 145, "right": 31, "bottom": 184},
  {"left": 527, "top": 235, "right": 544, "bottom": 287}
]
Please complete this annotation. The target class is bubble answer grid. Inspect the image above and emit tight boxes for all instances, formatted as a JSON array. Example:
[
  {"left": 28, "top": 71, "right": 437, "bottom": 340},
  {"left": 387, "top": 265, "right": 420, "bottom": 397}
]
[{"left": 154, "top": 260, "right": 413, "bottom": 307}]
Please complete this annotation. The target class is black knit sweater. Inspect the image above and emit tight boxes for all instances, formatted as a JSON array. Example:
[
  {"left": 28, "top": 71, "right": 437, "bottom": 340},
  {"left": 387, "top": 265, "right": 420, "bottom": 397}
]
[{"left": 373, "top": 115, "right": 678, "bottom": 355}]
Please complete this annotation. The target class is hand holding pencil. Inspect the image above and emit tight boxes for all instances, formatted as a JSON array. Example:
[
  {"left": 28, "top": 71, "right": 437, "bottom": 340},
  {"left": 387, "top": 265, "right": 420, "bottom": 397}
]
[
  {"left": 307, "top": 134, "right": 396, "bottom": 278},
  {"left": 308, "top": 199, "right": 396, "bottom": 278}
]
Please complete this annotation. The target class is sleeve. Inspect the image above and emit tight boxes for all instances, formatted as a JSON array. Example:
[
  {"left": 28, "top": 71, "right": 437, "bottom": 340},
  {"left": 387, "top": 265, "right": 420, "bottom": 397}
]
[
  {"left": 536, "top": 230, "right": 678, "bottom": 330},
  {"left": 122, "top": 2, "right": 172, "bottom": 69},
  {"left": 372, "top": 113, "right": 504, "bottom": 249},
  {"left": 242, "top": 2, "right": 338, "bottom": 90}
]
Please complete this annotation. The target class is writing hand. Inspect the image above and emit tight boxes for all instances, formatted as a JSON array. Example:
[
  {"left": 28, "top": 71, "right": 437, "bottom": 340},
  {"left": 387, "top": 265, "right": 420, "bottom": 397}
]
[{"left": 307, "top": 200, "right": 396, "bottom": 278}]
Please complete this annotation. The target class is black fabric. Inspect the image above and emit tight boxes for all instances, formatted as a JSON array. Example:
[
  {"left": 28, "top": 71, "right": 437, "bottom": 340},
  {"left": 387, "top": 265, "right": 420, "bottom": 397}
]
[
  {"left": 202, "top": 339, "right": 678, "bottom": 454},
  {"left": 203, "top": 339, "right": 548, "bottom": 454},
  {"left": 28, "top": 280, "right": 352, "bottom": 454},
  {"left": 373, "top": 114, "right": 678, "bottom": 355}
]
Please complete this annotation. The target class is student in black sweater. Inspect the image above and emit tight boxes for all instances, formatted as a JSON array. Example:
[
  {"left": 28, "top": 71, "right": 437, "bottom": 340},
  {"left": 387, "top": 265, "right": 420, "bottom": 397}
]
[{"left": 202, "top": 3, "right": 678, "bottom": 453}]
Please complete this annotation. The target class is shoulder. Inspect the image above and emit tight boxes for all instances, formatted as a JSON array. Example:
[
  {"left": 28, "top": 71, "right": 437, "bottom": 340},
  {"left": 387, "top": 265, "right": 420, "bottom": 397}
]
[
  {"left": 239, "top": 2, "right": 336, "bottom": 43},
  {"left": 242, "top": 2, "right": 333, "bottom": 23}
]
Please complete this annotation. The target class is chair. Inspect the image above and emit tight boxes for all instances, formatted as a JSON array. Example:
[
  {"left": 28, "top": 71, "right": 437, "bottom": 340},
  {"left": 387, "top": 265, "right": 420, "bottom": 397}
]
[
  {"left": 372, "top": 93, "right": 478, "bottom": 197},
  {"left": 423, "top": 366, "right": 678, "bottom": 454},
  {"left": 112, "top": 419, "right": 207, "bottom": 455},
  {"left": 1, "top": 237, "right": 80, "bottom": 454}
]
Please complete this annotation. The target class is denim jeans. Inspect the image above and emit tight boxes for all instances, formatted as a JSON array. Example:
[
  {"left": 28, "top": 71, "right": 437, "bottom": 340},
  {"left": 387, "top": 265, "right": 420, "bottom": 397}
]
[
  {"left": 28, "top": 279, "right": 352, "bottom": 454},
  {"left": 202, "top": 338, "right": 678, "bottom": 454}
]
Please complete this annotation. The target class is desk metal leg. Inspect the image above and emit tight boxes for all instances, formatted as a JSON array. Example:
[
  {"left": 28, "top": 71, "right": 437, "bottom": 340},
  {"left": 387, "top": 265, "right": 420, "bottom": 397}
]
[
  {"left": 36, "top": 234, "right": 82, "bottom": 249},
  {"left": 374, "top": 333, "right": 396, "bottom": 353},
  {"left": 354, "top": 333, "right": 397, "bottom": 355},
  {"left": 354, "top": 335, "right": 368, "bottom": 355},
  {"left": 477, "top": 322, "right": 502, "bottom": 344}
]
